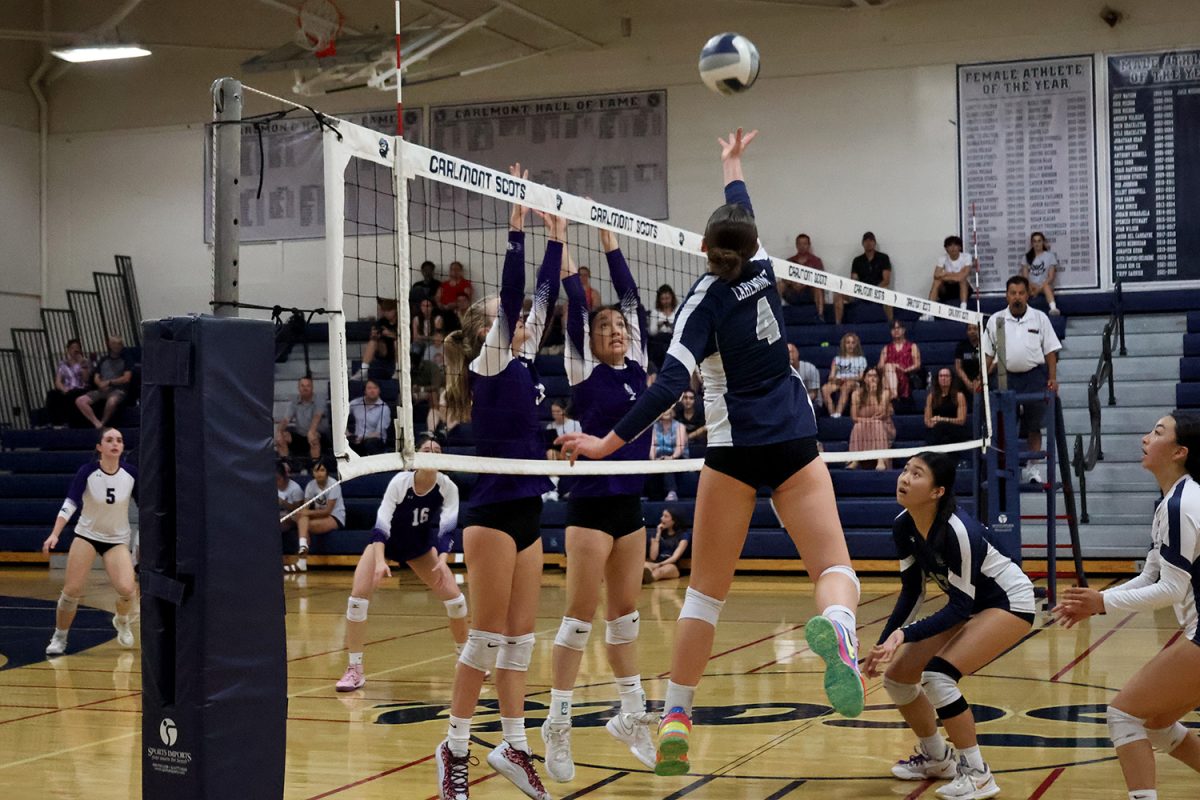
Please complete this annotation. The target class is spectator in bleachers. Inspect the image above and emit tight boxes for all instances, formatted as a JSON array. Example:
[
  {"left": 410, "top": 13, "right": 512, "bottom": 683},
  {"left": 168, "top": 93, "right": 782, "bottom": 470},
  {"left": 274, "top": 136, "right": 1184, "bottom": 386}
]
[
  {"left": 788, "top": 343, "right": 823, "bottom": 412},
  {"left": 46, "top": 338, "right": 90, "bottom": 427},
  {"left": 545, "top": 400, "right": 582, "bottom": 460},
  {"left": 879, "top": 320, "right": 923, "bottom": 413},
  {"left": 650, "top": 405, "right": 688, "bottom": 501},
  {"left": 75, "top": 335, "right": 132, "bottom": 429},
  {"left": 955, "top": 323, "right": 983, "bottom": 393},
  {"left": 577, "top": 265, "right": 601, "bottom": 310},
  {"left": 647, "top": 284, "right": 678, "bottom": 367},
  {"left": 426, "top": 388, "right": 462, "bottom": 439},
  {"left": 835, "top": 231, "right": 893, "bottom": 324},
  {"left": 925, "top": 368, "right": 970, "bottom": 445},
  {"left": 438, "top": 292, "right": 468, "bottom": 335},
  {"left": 348, "top": 379, "right": 392, "bottom": 456},
  {"left": 822, "top": 332, "right": 866, "bottom": 418},
  {"left": 782, "top": 233, "right": 826, "bottom": 318},
  {"left": 436, "top": 260, "right": 473, "bottom": 310},
  {"left": 413, "top": 332, "right": 445, "bottom": 422},
  {"left": 275, "top": 376, "right": 329, "bottom": 463},
  {"left": 676, "top": 388, "right": 707, "bottom": 456},
  {"left": 359, "top": 298, "right": 399, "bottom": 381},
  {"left": 289, "top": 455, "right": 344, "bottom": 573},
  {"left": 412, "top": 297, "right": 438, "bottom": 365},
  {"left": 277, "top": 461, "right": 303, "bottom": 538},
  {"left": 848, "top": 367, "right": 895, "bottom": 470},
  {"left": 412, "top": 260, "right": 441, "bottom": 308},
  {"left": 643, "top": 508, "right": 690, "bottom": 583},
  {"left": 922, "top": 235, "right": 975, "bottom": 318},
  {"left": 1021, "top": 231, "right": 1060, "bottom": 315}
]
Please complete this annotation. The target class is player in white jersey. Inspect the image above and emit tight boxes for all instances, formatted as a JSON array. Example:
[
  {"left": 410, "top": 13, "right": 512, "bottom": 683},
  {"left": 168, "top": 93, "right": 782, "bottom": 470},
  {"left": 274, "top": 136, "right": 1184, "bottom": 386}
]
[
  {"left": 42, "top": 427, "right": 138, "bottom": 655},
  {"left": 336, "top": 436, "right": 468, "bottom": 691},
  {"left": 1054, "top": 412, "right": 1200, "bottom": 800}
]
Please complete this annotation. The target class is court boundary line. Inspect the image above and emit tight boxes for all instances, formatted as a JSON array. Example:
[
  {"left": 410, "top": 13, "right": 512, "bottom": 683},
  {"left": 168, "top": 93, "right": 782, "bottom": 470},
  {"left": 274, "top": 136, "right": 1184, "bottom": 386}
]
[{"left": 1050, "top": 612, "right": 1137, "bottom": 681}]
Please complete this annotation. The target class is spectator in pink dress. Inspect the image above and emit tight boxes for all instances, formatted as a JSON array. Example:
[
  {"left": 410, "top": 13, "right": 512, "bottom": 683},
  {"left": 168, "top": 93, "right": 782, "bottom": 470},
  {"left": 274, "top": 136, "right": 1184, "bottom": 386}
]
[
  {"left": 879, "top": 320, "right": 923, "bottom": 412},
  {"left": 848, "top": 367, "right": 895, "bottom": 470}
]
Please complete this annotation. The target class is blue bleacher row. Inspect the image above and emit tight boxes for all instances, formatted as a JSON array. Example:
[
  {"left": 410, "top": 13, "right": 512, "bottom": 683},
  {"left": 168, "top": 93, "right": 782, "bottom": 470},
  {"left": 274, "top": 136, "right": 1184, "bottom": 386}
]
[{"left": 1177, "top": 313, "right": 1200, "bottom": 409}]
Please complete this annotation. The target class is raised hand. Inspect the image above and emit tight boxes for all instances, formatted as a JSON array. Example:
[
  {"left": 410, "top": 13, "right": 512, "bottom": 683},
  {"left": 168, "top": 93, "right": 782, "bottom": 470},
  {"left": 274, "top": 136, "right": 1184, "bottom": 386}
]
[
  {"left": 718, "top": 127, "right": 758, "bottom": 162},
  {"left": 508, "top": 162, "right": 530, "bottom": 231},
  {"left": 598, "top": 226, "right": 619, "bottom": 253},
  {"left": 534, "top": 210, "right": 569, "bottom": 243}
]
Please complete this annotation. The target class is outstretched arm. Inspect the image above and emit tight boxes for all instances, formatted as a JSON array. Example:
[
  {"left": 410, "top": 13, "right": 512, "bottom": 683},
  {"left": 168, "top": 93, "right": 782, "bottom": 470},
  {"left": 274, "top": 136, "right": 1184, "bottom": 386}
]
[{"left": 601, "top": 229, "right": 648, "bottom": 368}]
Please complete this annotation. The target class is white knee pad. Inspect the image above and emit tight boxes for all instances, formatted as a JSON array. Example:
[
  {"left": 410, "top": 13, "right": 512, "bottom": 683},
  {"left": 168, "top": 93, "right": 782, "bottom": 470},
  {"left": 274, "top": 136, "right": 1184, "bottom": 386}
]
[
  {"left": 1107, "top": 706, "right": 1148, "bottom": 748},
  {"left": 605, "top": 610, "right": 640, "bottom": 646},
  {"left": 553, "top": 617, "right": 591, "bottom": 651},
  {"left": 819, "top": 565, "right": 861, "bottom": 599},
  {"left": 883, "top": 676, "right": 923, "bottom": 707},
  {"left": 1147, "top": 722, "right": 1189, "bottom": 753},
  {"left": 921, "top": 663, "right": 965, "bottom": 717},
  {"left": 458, "top": 629, "right": 505, "bottom": 673},
  {"left": 346, "top": 596, "right": 369, "bottom": 623},
  {"left": 57, "top": 592, "right": 80, "bottom": 613},
  {"left": 443, "top": 594, "right": 468, "bottom": 620},
  {"left": 679, "top": 587, "right": 725, "bottom": 627},
  {"left": 497, "top": 633, "right": 535, "bottom": 672}
]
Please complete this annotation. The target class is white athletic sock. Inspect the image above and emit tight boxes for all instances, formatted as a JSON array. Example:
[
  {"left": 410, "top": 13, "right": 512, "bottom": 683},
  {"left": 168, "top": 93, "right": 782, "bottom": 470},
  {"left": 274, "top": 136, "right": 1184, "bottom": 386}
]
[
  {"left": 548, "top": 689, "right": 573, "bottom": 723},
  {"left": 1050, "top": 301, "right": 1059, "bottom": 311},
  {"left": 920, "top": 733, "right": 948, "bottom": 760},
  {"left": 348, "top": 652, "right": 363, "bottom": 667},
  {"left": 822, "top": 604, "right": 857, "bottom": 633},
  {"left": 664, "top": 680, "right": 697, "bottom": 717},
  {"left": 52, "top": 628, "right": 68, "bottom": 640},
  {"left": 960, "top": 301, "right": 967, "bottom": 309},
  {"left": 447, "top": 715, "right": 471, "bottom": 756},
  {"left": 299, "top": 537, "right": 309, "bottom": 550},
  {"left": 1129, "top": 791, "right": 1156, "bottom": 800},
  {"left": 961, "top": 744, "right": 985, "bottom": 771},
  {"left": 616, "top": 674, "right": 646, "bottom": 714},
  {"left": 501, "top": 716, "right": 529, "bottom": 753}
]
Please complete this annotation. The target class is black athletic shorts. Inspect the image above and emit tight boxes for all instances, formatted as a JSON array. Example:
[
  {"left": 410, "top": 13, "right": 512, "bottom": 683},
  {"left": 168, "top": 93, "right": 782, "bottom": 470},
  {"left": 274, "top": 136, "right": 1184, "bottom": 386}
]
[
  {"left": 1008, "top": 610, "right": 1036, "bottom": 626},
  {"left": 565, "top": 494, "right": 645, "bottom": 539},
  {"left": 1008, "top": 365, "right": 1049, "bottom": 438},
  {"left": 384, "top": 529, "right": 438, "bottom": 564},
  {"left": 704, "top": 436, "right": 821, "bottom": 491},
  {"left": 74, "top": 532, "right": 123, "bottom": 557},
  {"left": 461, "top": 495, "right": 543, "bottom": 552}
]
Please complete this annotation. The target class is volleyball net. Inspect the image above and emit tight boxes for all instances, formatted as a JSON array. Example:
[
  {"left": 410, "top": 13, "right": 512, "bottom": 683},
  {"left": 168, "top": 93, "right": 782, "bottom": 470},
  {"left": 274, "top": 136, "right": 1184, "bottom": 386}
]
[{"left": 319, "top": 114, "right": 990, "bottom": 483}]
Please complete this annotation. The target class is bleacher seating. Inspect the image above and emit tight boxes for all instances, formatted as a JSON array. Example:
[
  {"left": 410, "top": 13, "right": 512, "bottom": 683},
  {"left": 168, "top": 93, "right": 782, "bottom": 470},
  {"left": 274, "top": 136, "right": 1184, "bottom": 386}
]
[{"left": 1178, "top": 312, "right": 1200, "bottom": 409}]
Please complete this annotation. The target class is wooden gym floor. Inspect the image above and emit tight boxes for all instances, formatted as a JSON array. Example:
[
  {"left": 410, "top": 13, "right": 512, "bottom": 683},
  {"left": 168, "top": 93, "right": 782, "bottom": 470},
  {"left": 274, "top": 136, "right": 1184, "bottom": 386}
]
[{"left": 0, "top": 565, "right": 1196, "bottom": 799}]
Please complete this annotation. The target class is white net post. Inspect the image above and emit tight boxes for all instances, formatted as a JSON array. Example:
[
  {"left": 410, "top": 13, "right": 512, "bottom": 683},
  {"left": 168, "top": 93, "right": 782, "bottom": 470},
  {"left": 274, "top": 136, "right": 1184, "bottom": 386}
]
[
  {"left": 393, "top": 138, "right": 416, "bottom": 467},
  {"left": 322, "top": 125, "right": 353, "bottom": 462}
]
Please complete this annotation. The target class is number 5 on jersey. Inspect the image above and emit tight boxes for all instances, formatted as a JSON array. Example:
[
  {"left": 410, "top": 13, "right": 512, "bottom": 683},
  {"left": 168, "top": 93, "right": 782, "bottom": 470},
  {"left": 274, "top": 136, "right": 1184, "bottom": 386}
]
[{"left": 106, "top": 487, "right": 116, "bottom": 504}]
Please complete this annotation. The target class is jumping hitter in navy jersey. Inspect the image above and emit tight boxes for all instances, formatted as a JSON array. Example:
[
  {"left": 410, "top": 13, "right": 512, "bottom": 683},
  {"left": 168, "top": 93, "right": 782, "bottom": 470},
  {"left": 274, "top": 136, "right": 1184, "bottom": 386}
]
[
  {"left": 335, "top": 436, "right": 467, "bottom": 692},
  {"left": 540, "top": 227, "right": 655, "bottom": 781},
  {"left": 559, "top": 129, "right": 864, "bottom": 776},
  {"left": 434, "top": 163, "right": 555, "bottom": 800},
  {"left": 42, "top": 427, "right": 139, "bottom": 655},
  {"left": 864, "top": 452, "right": 1035, "bottom": 800},
  {"left": 1054, "top": 412, "right": 1200, "bottom": 800}
]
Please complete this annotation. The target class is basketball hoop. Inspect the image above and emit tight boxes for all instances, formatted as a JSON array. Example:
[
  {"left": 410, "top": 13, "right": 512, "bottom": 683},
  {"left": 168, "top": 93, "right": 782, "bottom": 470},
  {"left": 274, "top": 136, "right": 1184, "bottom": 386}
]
[{"left": 295, "top": 0, "right": 344, "bottom": 58}]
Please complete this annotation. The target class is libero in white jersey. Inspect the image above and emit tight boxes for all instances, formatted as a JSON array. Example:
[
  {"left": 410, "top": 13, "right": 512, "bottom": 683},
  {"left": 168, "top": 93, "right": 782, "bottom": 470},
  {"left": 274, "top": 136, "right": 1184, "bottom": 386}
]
[{"left": 42, "top": 427, "right": 139, "bottom": 656}]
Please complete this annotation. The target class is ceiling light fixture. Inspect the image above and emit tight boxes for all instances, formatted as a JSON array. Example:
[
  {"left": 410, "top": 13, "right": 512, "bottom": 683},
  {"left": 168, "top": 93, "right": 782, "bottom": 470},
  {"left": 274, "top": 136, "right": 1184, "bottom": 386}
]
[{"left": 51, "top": 45, "right": 152, "bottom": 63}]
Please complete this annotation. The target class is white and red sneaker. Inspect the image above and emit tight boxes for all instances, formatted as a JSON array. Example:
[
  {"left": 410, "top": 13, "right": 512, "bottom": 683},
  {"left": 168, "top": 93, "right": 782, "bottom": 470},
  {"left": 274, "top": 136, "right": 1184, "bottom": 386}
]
[
  {"left": 436, "top": 739, "right": 475, "bottom": 800},
  {"left": 335, "top": 664, "right": 365, "bottom": 692},
  {"left": 486, "top": 740, "right": 552, "bottom": 800}
]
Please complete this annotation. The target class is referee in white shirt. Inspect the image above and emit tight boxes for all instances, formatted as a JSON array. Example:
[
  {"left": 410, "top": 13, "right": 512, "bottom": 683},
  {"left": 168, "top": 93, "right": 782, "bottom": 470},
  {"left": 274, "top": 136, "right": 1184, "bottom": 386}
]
[{"left": 983, "top": 275, "right": 1062, "bottom": 484}]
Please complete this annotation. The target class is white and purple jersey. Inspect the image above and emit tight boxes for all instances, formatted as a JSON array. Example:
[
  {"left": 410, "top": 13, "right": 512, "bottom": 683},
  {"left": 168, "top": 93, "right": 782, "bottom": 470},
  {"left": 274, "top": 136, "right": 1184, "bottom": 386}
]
[
  {"left": 612, "top": 181, "right": 817, "bottom": 447},
  {"left": 564, "top": 247, "right": 650, "bottom": 497},
  {"left": 1102, "top": 475, "right": 1200, "bottom": 642},
  {"left": 371, "top": 472, "right": 459, "bottom": 561},
  {"left": 58, "top": 461, "right": 138, "bottom": 545},
  {"left": 468, "top": 231, "right": 559, "bottom": 506}
]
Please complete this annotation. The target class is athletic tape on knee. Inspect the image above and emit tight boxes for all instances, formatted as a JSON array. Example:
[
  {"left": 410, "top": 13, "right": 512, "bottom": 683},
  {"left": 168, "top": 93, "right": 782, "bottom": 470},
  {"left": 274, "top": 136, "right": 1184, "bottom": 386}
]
[
  {"left": 605, "top": 610, "right": 640, "bottom": 645},
  {"left": 554, "top": 617, "right": 591, "bottom": 651},
  {"left": 346, "top": 596, "right": 369, "bottom": 623},
  {"left": 1107, "top": 706, "right": 1149, "bottom": 748},
  {"left": 819, "top": 565, "right": 861, "bottom": 598},
  {"left": 1147, "top": 722, "right": 1188, "bottom": 753},
  {"left": 882, "top": 676, "right": 923, "bottom": 707},
  {"left": 679, "top": 587, "right": 725, "bottom": 627},
  {"left": 496, "top": 633, "right": 535, "bottom": 672},
  {"left": 57, "top": 592, "right": 80, "bottom": 612},
  {"left": 458, "top": 629, "right": 505, "bottom": 673},
  {"left": 922, "top": 657, "right": 967, "bottom": 718},
  {"left": 443, "top": 594, "right": 468, "bottom": 619}
]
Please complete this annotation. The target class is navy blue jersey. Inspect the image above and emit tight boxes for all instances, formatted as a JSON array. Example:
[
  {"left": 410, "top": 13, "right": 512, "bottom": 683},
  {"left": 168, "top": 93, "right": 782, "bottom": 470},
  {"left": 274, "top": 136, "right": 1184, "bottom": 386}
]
[
  {"left": 879, "top": 507, "right": 1035, "bottom": 643},
  {"left": 613, "top": 181, "right": 816, "bottom": 446},
  {"left": 370, "top": 471, "right": 459, "bottom": 551},
  {"left": 468, "top": 231, "right": 557, "bottom": 507},
  {"left": 564, "top": 247, "right": 650, "bottom": 497}
]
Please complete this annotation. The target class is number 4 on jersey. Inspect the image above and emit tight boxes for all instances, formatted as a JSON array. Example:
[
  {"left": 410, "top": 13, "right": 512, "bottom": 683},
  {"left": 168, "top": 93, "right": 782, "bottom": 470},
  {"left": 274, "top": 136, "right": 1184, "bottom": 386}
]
[{"left": 755, "top": 297, "right": 781, "bottom": 344}]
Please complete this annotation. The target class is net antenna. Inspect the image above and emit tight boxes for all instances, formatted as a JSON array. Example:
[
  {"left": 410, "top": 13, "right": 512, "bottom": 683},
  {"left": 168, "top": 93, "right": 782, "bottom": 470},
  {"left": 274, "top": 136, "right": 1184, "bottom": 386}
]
[{"left": 295, "top": 0, "right": 345, "bottom": 57}]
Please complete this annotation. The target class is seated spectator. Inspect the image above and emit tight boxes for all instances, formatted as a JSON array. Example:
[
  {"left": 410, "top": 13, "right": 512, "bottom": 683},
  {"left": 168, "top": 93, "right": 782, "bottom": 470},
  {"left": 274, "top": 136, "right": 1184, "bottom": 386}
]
[
  {"left": 545, "top": 400, "right": 582, "bottom": 460},
  {"left": 1021, "top": 231, "right": 1060, "bottom": 315},
  {"left": 411, "top": 260, "right": 441, "bottom": 308},
  {"left": 925, "top": 367, "right": 970, "bottom": 445},
  {"left": 643, "top": 508, "right": 690, "bottom": 583},
  {"left": 923, "top": 235, "right": 975, "bottom": 317},
  {"left": 650, "top": 406, "right": 688, "bottom": 501},
  {"left": 437, "top": 260, "right": 473, "bottom": 310},
  {"left": 46, "top": 338, "right": 90, "bottom": 427},
  {"left": 348, "top": 379, "right": 392, "bottom": 456},
  {"left": 412, "top": 297, "right": 438, "bottom": 366},
  {"left": 578, "top": 266, "right": 601, "bottom": 310},
  {"left": 835, "top": 231, "right": 893, "bottom": 324},
  {"left": 955, "top": 322, "right": 983, "bottom": 393},
  {"left": 822, "top": 332, "right": 866, "bottom": 418},
  {"left": 76, "top": 335, "right": 132, "bottom": 429},
  {"left": 647, "top": 284, "right": 678, "bottom": 367},
  {"left": 426, "top": 387, "right": 462, "bottom": 439},
  {"left": 438, "top": 293, "right": 468, "bottom": 334},
  {"left": 675, "top": 389, "right": 707, "bottom": 456},
  {"left": 288, "top": 455, "right": 344, "bottom": 573},
  {"left": 782, "top": 233, "right": 826, "bottom": 318},
  {"left": 275, "top": 376, "right": 330, "bottom": 463},
  {"left": 788, "top": 343, "right": 823, "bottom": 411},
  {"left": 276, "top": 461, "right": 303, "bottom": 536},
  {"left": 360, "top": 298, "right": 399, "bottom": 380},
  {"left": 878, "top": 319, "right": 923, "bottom": 412},
  {"left": 847, "top": 367, "right": 895, "bottom": 470}
]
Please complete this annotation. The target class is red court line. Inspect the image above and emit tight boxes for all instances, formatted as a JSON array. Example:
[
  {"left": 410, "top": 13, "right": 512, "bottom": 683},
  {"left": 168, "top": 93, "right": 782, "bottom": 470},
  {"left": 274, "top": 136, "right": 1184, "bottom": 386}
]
[
  {"left": 1050, "top": 612, "right": 1137, "bottom": 682},
  {"left": 745, "top": 610, "right": 894, "bottom": 674},
  {"left": 0, "top": 690, "right": 141, "bottom": 727},
  {"left": 288, "top": 623, "right": 444, "bottom": 663},
  {"left": 1162, "top": 629, "right": 1183, "bottom": 651},
  {"left": 904, "top": 779, "right": 934, "bottom": 799},
  {"left": 1027, "top": 767, "right": 1065, "bottom": 799},
  {"left": 304, "top": 753, "right": 434, "bottom": 800},
  {"left": 422, "top": 772, "right": 498, "bottom": 800}
]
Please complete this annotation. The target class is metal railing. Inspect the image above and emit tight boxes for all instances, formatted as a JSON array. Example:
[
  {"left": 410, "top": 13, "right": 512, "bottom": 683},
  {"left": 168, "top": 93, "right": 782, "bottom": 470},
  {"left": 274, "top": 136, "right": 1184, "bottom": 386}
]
[{"left": 1072, "top": 281, "right": 1126, "bottom": 523}]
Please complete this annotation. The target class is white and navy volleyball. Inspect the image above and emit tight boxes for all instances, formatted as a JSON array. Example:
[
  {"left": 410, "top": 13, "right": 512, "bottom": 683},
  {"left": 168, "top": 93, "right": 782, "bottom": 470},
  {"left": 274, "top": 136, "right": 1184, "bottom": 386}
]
[{"left": 698, "top": 33, "right": 760, "bottom": 95}]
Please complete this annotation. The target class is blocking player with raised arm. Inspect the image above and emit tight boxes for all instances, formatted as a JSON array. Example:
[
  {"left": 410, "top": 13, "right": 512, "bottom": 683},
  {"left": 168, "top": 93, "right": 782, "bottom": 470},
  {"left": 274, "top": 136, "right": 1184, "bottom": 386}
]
[
  {"left": 559, "top": 129, "right": 864, "bottom": 777},
  {"left": 863, "top": 452, "right": 1035, "bottom": 800},
  {"left": 1054, "top": 411, "right": 1200, "bottom": 800},
  {"left": 335, "top": 435, "right": 467, "bottom": 692},
  {"left": 540, "top": 225, "right": 656, "bottom": 782},
  {"left": 42, "top": 426, "right": 139, "bottom": 655},
  {"left": 433, "top": 163, "right": 557, "bottom": 800}
]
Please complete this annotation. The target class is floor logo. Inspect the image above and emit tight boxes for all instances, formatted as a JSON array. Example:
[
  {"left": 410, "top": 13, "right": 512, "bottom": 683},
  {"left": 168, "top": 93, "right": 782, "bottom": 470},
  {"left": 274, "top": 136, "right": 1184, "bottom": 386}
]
[{"left": 159, "top": 718, "right": 178, "bottom": 746}]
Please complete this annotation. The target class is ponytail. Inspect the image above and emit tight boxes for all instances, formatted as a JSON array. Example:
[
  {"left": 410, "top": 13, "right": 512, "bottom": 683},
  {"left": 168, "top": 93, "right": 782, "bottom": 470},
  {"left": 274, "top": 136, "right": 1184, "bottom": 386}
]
[
  {"left": 442, "top": 297, "right": 494, "bottom": 422},
  {"left": 1171, "top": 410, "right": 1200, "bottom": 481},
  {"left": 703, "top": 203, "right": 758, "bottom": 283},
  {"left": 706, "top": 247, "right": 745, "bottom": 282},
  {"left": 914, "top": 450, "right": 959, "bottom": 541}
]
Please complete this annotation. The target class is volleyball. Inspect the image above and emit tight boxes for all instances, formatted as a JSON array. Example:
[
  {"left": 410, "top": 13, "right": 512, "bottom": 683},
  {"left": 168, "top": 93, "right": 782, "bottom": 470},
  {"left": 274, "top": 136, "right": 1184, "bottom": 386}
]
[{"left": 698, "top": 33, "right": 760, "bottom": 95}]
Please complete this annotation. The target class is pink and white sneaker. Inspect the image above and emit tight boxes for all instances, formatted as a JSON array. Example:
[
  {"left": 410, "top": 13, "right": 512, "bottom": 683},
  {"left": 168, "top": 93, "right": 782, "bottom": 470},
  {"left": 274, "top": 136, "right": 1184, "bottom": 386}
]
[
  {"left": 436, "top": 739, "right": 475, "bottom": 800},
  {"left": 335, "top": 664, "right": 365, "bottom": 692},
  {"left": 486, "top": 740, "right": 552, "bottom": 800}
]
